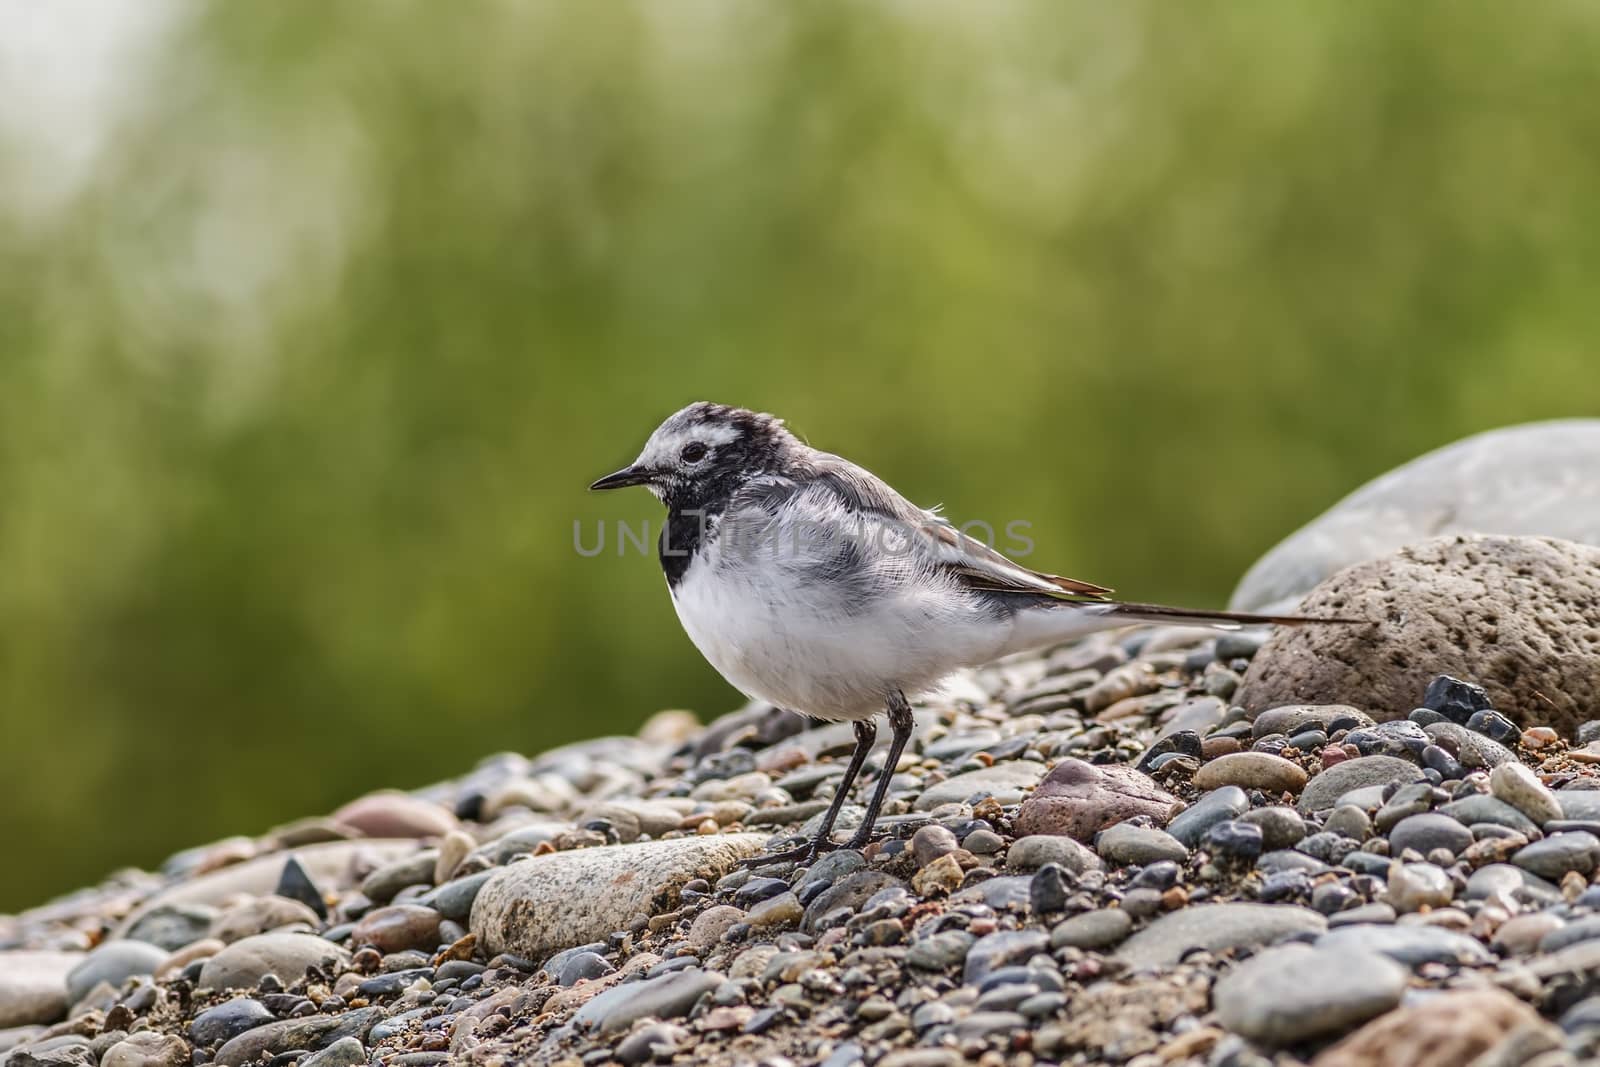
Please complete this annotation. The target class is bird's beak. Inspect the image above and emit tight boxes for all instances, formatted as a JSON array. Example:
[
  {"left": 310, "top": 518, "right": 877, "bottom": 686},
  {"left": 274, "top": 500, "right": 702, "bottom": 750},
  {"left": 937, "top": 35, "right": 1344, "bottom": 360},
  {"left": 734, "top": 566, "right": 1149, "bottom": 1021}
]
[{"left": 589, "top": 464, "right": 654, "bottom": 491}]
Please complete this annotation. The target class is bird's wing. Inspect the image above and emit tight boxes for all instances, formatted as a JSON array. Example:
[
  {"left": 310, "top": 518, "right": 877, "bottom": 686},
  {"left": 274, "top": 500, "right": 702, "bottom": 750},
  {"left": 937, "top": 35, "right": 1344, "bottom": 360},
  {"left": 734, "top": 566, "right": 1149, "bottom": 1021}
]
[{"left": 786, "top": 453, "right": 1115, "bottom": 601}]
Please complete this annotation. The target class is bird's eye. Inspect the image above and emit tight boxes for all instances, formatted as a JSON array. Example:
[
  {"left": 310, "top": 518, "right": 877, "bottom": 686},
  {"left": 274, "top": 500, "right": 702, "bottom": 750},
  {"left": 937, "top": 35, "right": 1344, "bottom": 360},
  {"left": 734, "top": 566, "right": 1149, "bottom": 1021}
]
[{"left": 680, "top": 442, "right": 708, "bottom": 463}]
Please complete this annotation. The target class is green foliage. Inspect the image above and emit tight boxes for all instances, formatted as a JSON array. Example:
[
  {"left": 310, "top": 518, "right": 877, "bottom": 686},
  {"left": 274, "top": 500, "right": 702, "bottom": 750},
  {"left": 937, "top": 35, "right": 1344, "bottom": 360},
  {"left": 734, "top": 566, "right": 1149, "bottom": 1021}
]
[{"left": 3, "top": 1, "right": 1598, "bottom": 910}]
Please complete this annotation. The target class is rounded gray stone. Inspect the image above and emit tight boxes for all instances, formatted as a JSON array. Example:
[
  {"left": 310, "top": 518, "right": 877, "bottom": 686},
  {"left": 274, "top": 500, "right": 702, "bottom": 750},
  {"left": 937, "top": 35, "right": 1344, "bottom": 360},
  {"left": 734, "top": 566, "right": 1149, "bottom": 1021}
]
[
  {"left": 65, "top": 941, "right": 166, "bottom": 1004},
  {"left": 471, "top": 834, "right": 766, "bottom": 960},
  {"left": 914, "top": 760, "right": 1047, "bottom": 811},
  {"left": 1095, "top": 823, "right": 1189, "bottom": 866},
  {"left": 1230, "top": 420, "right": 1600, "bottom": 613},
  {"left": 1388, "top": 813, "right": 1473, "bottom": 857},
  {"left": 198, "top": 933, "right": 351, "bottom": 993},
  {"left": 1214, "top": 943, "right": 1406, "bottom": 1047},
  {"left": 1114, "top": 903, "right": 1327, "bottom": 970},
  {"left": 1299, "top": 756, "right": 1426, "bottom": 813},
  {"left": 1050, "top": 909, "right": 1132, "bottom": 951}
]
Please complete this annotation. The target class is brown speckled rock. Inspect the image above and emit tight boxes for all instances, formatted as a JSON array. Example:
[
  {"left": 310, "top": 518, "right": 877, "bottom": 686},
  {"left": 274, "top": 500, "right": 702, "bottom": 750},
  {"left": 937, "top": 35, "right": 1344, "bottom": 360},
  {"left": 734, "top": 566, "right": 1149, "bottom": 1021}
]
[
  {"left": 1311, "top": 989, "right": 1559, "bottom": 1067},
  {"left": 1238, "top": 535, "right": 1600, "bottom": 735},
  {"left": 1013, "top": 759, "right": 1180, "bottom": 842},
  {"left": 470, "top": 834, "right": 766, "bottom": 961}
]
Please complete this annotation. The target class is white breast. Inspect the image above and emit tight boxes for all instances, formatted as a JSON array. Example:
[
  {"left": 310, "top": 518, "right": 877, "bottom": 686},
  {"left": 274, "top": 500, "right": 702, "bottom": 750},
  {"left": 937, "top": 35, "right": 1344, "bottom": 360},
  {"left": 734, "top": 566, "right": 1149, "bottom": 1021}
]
[{"left": 668, "top": 540, "right": 1011, "bottom": 722}]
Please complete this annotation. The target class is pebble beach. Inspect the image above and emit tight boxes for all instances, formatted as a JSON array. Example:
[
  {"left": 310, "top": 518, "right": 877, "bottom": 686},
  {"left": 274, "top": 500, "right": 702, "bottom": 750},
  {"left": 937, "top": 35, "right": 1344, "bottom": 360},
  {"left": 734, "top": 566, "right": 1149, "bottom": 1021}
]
[{"left": 5, "top": 421, "right": 1600, "bottom": 1067}]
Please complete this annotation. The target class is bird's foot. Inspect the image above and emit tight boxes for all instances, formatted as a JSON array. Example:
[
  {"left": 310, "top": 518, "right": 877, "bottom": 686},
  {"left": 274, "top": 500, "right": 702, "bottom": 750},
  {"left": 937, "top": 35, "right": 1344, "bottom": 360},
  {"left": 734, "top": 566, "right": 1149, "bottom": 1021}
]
[{"left": 741, "top": 837, "right": 843, "bottom": 869}]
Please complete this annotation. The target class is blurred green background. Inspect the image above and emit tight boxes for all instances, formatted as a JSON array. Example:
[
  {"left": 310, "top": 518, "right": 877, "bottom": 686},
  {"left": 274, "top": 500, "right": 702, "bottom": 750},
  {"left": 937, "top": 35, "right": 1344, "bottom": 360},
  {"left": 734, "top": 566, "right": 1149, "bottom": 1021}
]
[{"left": 4, "top": 0, "right": 1600, "bottom": 912}]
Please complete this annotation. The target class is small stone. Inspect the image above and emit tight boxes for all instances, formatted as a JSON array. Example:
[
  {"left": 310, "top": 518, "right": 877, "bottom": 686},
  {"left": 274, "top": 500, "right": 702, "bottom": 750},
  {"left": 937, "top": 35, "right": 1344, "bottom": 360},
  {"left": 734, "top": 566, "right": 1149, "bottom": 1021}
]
[
  {"left": 1388, "top": 813, "right": 1472, "bottom": 858},
  {"left": 686, "top": 906, "right": 745, "bottom": 953},
  {"left": 350, "top": 905, "right": 442, "bottom": 954},
  {"left": 1423, "top": 722, "right": 1516, "bottom": 770},
  {"left": 914, "top": 761, "right": 1047, "bottom": 811},
  {"left": 1513, "top": 832, "right": 1600, "bottom": 880},
  {"left": 1214, "top": 944, "right": 1406, "bottom": 1048},
  {"left": 300, "top": 1037, "right": 367, "bottom": 1067},
  {"left": 1167, "top": 787, "right": 1250, "bottom": 848},
  {"left": 1494, "top": 913, "right": 1566, "bottom": 955},
  {"left": 1421, "top": 675, "right": 1492, "bottom": 724},
  {"left": 1096, "top": 824, "right": 1189, "bottom": 866},
  {"left": 1387, "top": 862, "right": 1453, "bottom": 913},
  {"left": 910, "top": 825, "right": 959, "bottom": 867},
  {"left": 1028, "top": 864, "right": 1070, "bottom": 916},
  {"left": 273, "top": 858, "right": 327, "bottom": 921},
  {"left": 1205, "top": 820, "right": 1264, "bottom": 864},
  {"left": 1323, "top": 805, "right": 1372, "bottom": 842},
  {"left": 572, "top": 969, "right": 723, "bottom": 1034},
  {"left": 65, "top": 942, "right": 166, "bottom": 1005},
  {"left": 1004, "top": 835, "right": 1101, "bottom": 874},
  {"left": 332, "top": 791, "right": 458, "bottom": 838},
  {"left": 1300, "top": 757, "right": 1426, "bottom": 813},
  {"left": 1051, "top": 908, "right": 1133, "bottom": 951},
  {"left": 209, "top": 897, "right": 321, "bottom": 943},
  {"left": 1193, "top": 752, "right": 1308, "bottom": 794},
  {"left": 1116, "top": 903, "right": 1327, "bottom": 970},
  {"left": 1013, "top": 759, "right": 1179, "bottom": 841},
  {"left": 911, "top": 854, "right": 965, "bottom": 897},
  {"left": 198, "top": 933, "right": 351, "bottom": 993},
  {"left": 433, "top": 830, "right": 475, "bottom": 884},
  {"left": 190, "top": 998, "right": 275, "bottom": 1047},
  {"left": 963, "top": 929, "right": 1049, "bottom": 985},
  {"left": 1490, "top": 763, "right": 1561, "bottom": 826},
  {"left": 99, "top": 1031, "right": 189, "bottom": 1067},
  {"left": 746, "top": 892, "right": 802, "bottom": 928},
  {"left": 1250, "top": 705, "right": 1373, "bottom": 740},
  {"left": 1239, "top": 806, "right": 1307, "bottom": 850}
]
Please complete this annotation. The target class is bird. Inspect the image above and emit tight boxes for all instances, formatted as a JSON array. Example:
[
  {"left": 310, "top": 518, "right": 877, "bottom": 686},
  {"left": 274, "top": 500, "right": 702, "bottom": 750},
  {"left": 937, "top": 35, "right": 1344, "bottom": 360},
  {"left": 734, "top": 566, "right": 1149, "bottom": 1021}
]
[{"left": 591, "top": 401, "right": 1351, "bottom": 865}]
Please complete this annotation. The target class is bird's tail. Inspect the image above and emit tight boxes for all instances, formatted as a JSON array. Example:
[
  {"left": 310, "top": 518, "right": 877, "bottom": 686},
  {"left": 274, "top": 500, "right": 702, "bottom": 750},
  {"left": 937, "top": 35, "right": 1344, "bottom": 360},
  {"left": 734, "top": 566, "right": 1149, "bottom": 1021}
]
[{"left": 1094, "top": 600, "right": 1361, "bottom": 629}]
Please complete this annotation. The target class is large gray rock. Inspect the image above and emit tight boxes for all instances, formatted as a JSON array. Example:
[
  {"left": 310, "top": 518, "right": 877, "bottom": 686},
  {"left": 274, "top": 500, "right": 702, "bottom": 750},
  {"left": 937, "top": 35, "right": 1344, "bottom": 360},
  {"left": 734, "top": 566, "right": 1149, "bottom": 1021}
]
[
  {"left": 0, "top": 951, "right": 82, "bottom": 1027},
  {"left": 471, "top": 834, "right": 766, "bottom": 961},
  {"left": 1115, "top": 903, "right": 1326, "bottom": 970},
  {"left": 1230, "top": 420, "right": 1600, "bottom": 613},
  {"left": 1239, "top": 535, "right": 1600, "bottom": 735},
  {"left": 1298, "top": 756, "right": 1425, "bottom": 813}
]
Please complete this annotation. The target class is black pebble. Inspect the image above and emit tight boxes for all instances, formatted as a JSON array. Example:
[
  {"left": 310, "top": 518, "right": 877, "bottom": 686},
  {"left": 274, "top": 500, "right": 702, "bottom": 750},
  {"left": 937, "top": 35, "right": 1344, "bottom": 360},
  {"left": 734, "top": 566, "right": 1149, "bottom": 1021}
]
[
  {"left": 1206, "top": 820, "right": 1264, "bottom": 864},
  {"left": 1130, "top": 861, "right": 1182, "bottom": 891},
  {"left": 274, "top": 857, "right": 328, "bottom": 920},
  {"left": 1466, "top": 709, "right": 1519, "bottom": 744},
  {"left": 1029, "top": 864, "right": 1069, "bottom": 916},
  {"left": 1423, "top": 674, "right": 1492, "bottom": 724}
]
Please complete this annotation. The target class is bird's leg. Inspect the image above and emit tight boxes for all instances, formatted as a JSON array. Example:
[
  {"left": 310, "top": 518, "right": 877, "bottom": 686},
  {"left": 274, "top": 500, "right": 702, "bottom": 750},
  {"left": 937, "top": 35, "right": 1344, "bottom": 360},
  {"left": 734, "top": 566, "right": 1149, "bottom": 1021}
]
[
  {"left": 743, "top": 718, "right": 877, "bottom": 867},
  {"left": 844, "top": 691, "right": 913, "bottom": 851}
]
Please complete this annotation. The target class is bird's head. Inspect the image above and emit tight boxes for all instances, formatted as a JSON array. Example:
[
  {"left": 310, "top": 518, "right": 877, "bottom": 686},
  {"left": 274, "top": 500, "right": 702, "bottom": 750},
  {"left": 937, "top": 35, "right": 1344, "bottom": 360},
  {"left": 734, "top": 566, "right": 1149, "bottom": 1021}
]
[{"left": 589, "top": 401, "right": 794, "bottom": 506}]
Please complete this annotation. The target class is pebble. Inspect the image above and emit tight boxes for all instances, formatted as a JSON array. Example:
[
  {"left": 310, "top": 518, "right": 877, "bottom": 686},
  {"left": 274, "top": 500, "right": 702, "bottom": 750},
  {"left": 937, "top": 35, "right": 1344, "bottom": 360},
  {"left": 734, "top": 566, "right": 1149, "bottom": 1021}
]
[
  {"left": 1013, "top": 759, "right": 1178, "bottom": 841},
  {"left": 1387, "top": 813, "right": 1473, "bottom": 857},
  {"left": 1213, "top": 944, "right": 1405, "bottom": 1047},
  {"left": 189, "top": 998, "right": 275, "bottom": 1046},
  {"left": 1300, "top": 757, "right": 1426, "bottom": 813},
  {"left": 1166, "top": 786, "right": 1249, "bottom": 848},
  {"left": 0, "top": 951, "right": 82, "bottom": 1027},
  {"left": 912, "top": 761, "right": 1046, "bottom": 811},
  {"left": 571, "top": 968, "right": 724, "bottom": 1034},
  {"left": 1317, "top": 923, "right": 1494, "bottom": 966},
  {"left": 909, "top": 825, "right": 959, "bottom": 867},
  {"left": 1003, "top": 835, "right": 1101, "bottom": 874},
  {"left": 299, "top": 1037, "right": 367, "bottom": 1067},
  {"left": 1115, "top": 903, "right": 1327, "bottom": 969},
  {"left": 1050, "top": 908, "right": 1133, "bottom": 950},
  {"left": 65, "top": 942, "right": 167, "bottom": 1005},
  {"left": 99, "top": 1031, "right": 189, "bottom": 1067},
  {"left": 1423, "top": 721, "right": 1517, "bottom": 769},
  {"left": 1323, "top": 804, "right": 1373, "bottom": 841},
  {"left": 1514, "top": 832, "right": 1600, "bottom": 880},
  {"left": 332, "top": 791, "right": 458, "bottom": 838},
  {"left": 1193, "top": 752, "right": 1308, "bottom": 794},
  {"left": 198, "top": 933, "right": 351, "bottom": 992},
  {"left": 1249, "top": 705, "right": 1372, "bottom": 739},
  {"left": 1490, "top": 762, "right": 1562, "bottom": 826},
  {"left": 1237, "top": 806, "right": 1306, "bottom": 850},
  {"left": 1386, "top": 862, "right": 1454, "bottom": 913},
  {"left": 1095, "top": 823, "right": 1189, "bottom": 866}
]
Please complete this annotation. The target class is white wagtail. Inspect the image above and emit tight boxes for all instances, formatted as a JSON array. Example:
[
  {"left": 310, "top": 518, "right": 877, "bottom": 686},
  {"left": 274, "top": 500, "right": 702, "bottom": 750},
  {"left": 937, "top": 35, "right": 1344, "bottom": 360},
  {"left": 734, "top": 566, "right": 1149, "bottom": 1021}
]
[{"left": 592, "top": 402, "right": 1350, "bottom": 864}]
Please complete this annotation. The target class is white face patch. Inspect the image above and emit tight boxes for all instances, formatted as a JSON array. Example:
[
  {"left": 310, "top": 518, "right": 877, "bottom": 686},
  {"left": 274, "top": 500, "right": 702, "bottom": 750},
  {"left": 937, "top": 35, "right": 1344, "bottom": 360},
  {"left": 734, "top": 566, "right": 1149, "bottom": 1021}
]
[{"left": 634, "top": 412, "right": 742, "bottom": 472}]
